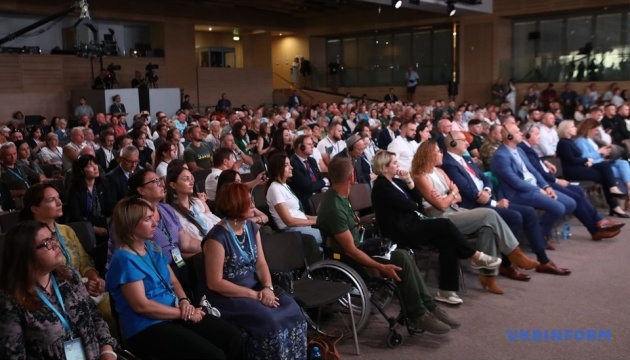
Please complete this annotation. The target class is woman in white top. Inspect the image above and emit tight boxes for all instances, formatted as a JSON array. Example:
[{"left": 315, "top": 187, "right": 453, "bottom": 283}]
[
  {"left": 265, "top": 153, "right": 322, "bottom": 244},
  {"left": 38, "top": 132, "right": 63, "bottom": 167},
  {"left": 154, "top": 142, "right": 177, "bottom": 178},
  {"left": 166, "top": 166, "right": 220, "bottom": 240}
]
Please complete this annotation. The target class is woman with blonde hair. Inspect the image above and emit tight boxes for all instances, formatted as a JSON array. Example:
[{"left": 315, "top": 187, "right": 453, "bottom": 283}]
[{"left": 411, "top": 141, "right": 540, "bottom": 295}]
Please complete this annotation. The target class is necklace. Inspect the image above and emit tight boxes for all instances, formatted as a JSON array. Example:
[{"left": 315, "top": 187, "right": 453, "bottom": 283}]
[{"left": 39, "top": 274, "right": 52, "bottom": 290}]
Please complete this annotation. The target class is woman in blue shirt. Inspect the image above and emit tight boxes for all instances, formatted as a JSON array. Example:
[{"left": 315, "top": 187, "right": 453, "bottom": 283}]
[{"left": 106, "top": 197, "right": 245, "bottom": 359}]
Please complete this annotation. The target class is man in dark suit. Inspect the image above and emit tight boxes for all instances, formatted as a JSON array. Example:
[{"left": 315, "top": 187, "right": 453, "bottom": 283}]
[
  {"left": 95, "top": 129, "right": 116, "bottom": 173},
  {"left": 519, "top": 124, "right": 623, "bottom": 241},
  {"left": 106, "top": 145, "right": 139, "bottom": 203},
  {"left": 287, "top": 90, "right": 301, "bottom": 110},
  {"left": 287, "top": 135, "right": 329, "bottom": 215},
  {"left": 383, "top": 88, "right": 399, "bottom": 103},
  {"left": 376, "top": 116, "right": 401, "bottom": 149},
  {"left": 333, "top": 134, "right": 372, "bottom": 186},
  {"left": 442, "top": 131, "right": 561, "bottom": 280}
]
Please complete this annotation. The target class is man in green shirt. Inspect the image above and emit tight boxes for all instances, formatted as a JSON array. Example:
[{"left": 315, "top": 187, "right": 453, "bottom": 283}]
[{"left": 316, "top": 157, "right": 459, "bottom": 334}]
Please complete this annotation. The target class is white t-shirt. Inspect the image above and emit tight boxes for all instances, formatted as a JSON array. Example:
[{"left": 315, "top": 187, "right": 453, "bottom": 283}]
[
  {"left": 311, "top": 148, "right": 323, "bottom": 171},
  {"left": 317, "top": 136, "right": 347, "bottom": 160},
  {"left": 387, "top": 136, "right": 419, "bottom": 171},
  {"left": 266, "top": 181, "right": 307, "bottom": 230},
  {"left": 205, "top": 168, "right": 223, "bottom": 201},
  {"left": 155, "top": 161, "right": 169, "bottom": 178},
  {"left": 175, "top": 198, "right": 221, "bottom": 239}
]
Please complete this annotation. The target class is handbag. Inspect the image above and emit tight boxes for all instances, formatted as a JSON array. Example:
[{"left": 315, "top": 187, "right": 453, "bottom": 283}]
[
  {"left": 358, "top": 237, "right": 392, "bottom": 257},
  {"left": 307, "top": 333, "right": 342, "bottom": 360}
]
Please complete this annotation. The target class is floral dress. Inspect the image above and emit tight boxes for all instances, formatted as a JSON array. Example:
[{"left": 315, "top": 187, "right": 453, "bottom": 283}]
[{"left": 198, "top": 221, "right": 307, "bottom": 360}]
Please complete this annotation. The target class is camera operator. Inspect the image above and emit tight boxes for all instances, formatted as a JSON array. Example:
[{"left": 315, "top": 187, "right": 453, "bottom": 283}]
[
  {"left": 92, "top": 69, "right": 110, "bottom": 90},
  {"left": 131, "top": 71, "right": 147, "bottom": 89}
]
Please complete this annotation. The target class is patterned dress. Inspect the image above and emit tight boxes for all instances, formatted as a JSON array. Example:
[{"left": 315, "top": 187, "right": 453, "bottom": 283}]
[
  {"left": 0, "top": 269, "right": 117, "bottom": 359},
  {"left": 198, "top": 221, "right": 307, "bottom": 360}
]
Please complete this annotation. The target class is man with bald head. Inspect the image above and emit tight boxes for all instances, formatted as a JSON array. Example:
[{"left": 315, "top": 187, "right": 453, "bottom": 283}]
[{"left": 490, "top": 123, "right": 575, "bottom": 275}]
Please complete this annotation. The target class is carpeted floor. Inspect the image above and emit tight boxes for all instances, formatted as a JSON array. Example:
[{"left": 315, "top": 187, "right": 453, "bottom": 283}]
[{"left": 335, "top": 213, "right": 630, "bottom": 360}]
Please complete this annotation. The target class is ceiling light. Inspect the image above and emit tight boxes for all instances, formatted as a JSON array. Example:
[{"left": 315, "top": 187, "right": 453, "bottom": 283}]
[
  {"left": 447, "top": 2, "right": 456, "bottom": 16},
  {"left": 232, "top": 29, "right": 240, "bottom": 41},
  {"left": 208, "top": 27, "right": 212, "bottom": 31},
  {"left": 392, "top": 0, "right": 402, "bottom": 9}
]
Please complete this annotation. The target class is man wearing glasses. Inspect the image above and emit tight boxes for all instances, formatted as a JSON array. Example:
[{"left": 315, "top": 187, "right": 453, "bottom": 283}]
[{"left": 106, "top": 145, "right": 139, "bottom": 202}]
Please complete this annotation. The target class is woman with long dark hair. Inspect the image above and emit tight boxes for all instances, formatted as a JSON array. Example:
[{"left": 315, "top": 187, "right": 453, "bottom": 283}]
[
  {"left": 256, "top": 122, "right": 272, "bottom": 155},
  {"left": 268, "top": 128, "right": 293, "bottom": 157},
  {"left": 232, "top": 122, "right": 256, "bottom": 155},
  {"left": 154, "top": 141, "right": 177, "bottom": 178}
]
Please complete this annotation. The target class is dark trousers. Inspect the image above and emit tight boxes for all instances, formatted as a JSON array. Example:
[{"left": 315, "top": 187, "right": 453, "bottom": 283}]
[
  {"left": 127, "top": 317, "right": 246, "bottom": 360},
  {"left": 492, "top": 203, "right": 550, "bottom": 264},
  {"left": 400, "top": 217, "right": 476, "bottom": 292},
  {"left": 565, "top": 162, "right": 619, "bottom": 209},
  {"left": 552, "top": 183, "right": 603, "bottom": 234}
]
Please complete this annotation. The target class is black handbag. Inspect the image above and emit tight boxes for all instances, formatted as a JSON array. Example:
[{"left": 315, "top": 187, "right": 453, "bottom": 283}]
[{"left": 358, "top": 237, "right": 392, "bottom": 257}]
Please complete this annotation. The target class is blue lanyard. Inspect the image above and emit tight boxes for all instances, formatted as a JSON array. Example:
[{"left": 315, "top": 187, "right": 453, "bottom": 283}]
[
  {"left": 36, "top": 274, "right": 73, "bottom": 336},
  {"left": 53, "top": 223, "right": 71, "bottom": 266},
  {"left": 86, "top": 189, "right": 93, "bottom": 214},
  {"left": 6, "top": 167, "right": 29, "bottom": 188},
  {"left": 157, "top": 209, "right": 175, "bottom": 249},
  {"left": 224, "top": 219, "right": 256, "bottom": 266},
  {"left": 191, "top": 204, "right": 208, "bottom": 234},
  {"left": 129, "top": 241, "right": 176, "bottom": 298}
]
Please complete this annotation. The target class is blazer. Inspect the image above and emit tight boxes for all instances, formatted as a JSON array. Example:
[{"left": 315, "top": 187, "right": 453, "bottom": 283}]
[
  {"left": 377, "top": 127, "right": 398, "bottom": 149},
  {"left": 441, "top": 152, "right": 492, "bottom": 209},
  {"left": 65, "top": 179, "right": 112, "bottom": 228},
  {"left": 371, "top": 176, "right": 426, "bottom": 244},
  {"left": 105, "top": 166, "right": 130, "bottom": 203},
  {"left": 518, "top": 142, "right": 557, "bottom": 184},
  {"left": 490, "top": 144, "right": 549, "bottom": 200},
  {"left": 287, "top": 154, "right": 326, "bottom": 214},
  {"left": 287, "top": 95, "right": 301, "bottom": 109},
  {"left": 556, "top": 138, "right": 589, "bottom": 180}
]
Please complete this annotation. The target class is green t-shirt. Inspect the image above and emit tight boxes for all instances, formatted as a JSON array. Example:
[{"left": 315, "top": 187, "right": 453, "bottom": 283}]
[
  {"left": 183, "top": 142, "right": 213, "bottom": 170},
  {"left": 316, "top": 188, "right": 360, "bottom": 253}
]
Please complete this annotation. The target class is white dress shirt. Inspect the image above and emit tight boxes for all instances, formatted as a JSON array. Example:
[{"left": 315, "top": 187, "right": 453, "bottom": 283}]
[
  {"left": 387, "top": 136, "right": 419, "bottom": 171},
  {"left": 534, "top": 123, "right": 558, "bottom": 157}
]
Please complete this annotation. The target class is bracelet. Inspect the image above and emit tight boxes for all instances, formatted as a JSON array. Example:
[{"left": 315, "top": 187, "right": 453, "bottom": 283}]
[
  {"left": 179, "top": 297, "right": 191, "bottom": 304},
  {"left": 100, "top": 350, "right": 117, "bottom": 359}
]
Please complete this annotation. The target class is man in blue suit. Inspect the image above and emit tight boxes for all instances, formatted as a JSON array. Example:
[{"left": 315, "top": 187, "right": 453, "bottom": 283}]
[
  {"left": 518, "top": 124, "right": 623, "bottom": 241},
  {"left": 491, "top": 122, "right": 576, "bottom": 275},
  {"left": 376, "top": 116, "right": 401, "bottom": 149},
  {"left": 442, "top": 131, "right": 566, "bottom": 279}
]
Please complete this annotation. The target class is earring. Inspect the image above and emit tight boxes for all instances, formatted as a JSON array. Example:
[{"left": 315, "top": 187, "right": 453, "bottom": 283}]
[{"left": 173, "top": 192, "right": 178, "bottom": 201}]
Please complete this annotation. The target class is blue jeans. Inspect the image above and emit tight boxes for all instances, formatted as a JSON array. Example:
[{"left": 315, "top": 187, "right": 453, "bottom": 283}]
[{"left": 284, "top": 226, "right": 323, "bottom": 245}]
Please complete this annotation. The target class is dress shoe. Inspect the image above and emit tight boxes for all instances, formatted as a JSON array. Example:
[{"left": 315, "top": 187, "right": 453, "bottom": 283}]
[
  {"left": 479, "top": 275, "right": 504, "bottom": 295},
  {"left": 546, "top": 240, "right": 556, "bottom": 250},
  {"left": 506, "top": 247, "right": 539, "bottom": 270},
  {"left": 592, "top": 228, "right": 621, "bottom": 241},
  {"left": 610, "top": 191, "right": 628, "bottom": 198},
  {"left": 596, "top": 219, "right": 625, "bottom": 231},
  {"left": 499, "top": 266, "right": 531, "bottom": 281},
  {"left": 535, "top": 261, "right": 571, "bottom": 275},
  {"left": 609, "top": 209, "right": 630, "bottom": 219}
]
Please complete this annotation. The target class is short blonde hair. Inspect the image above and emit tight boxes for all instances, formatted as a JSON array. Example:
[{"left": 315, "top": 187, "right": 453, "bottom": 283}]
[
  {"left": 112, "top": 197, "right": 155, "bottom": 248},
  {"left": 556, "top": 120, "right": 575, "bottom": 139},
  {"left": 372, "top": 150, "right": 396, "bottom": 177}
]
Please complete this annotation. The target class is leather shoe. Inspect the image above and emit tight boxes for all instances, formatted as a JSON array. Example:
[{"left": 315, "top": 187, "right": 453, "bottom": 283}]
[
  {"left": 592, "top": 228, "right": 621, "bottom": 241},
  {"left": 535, "top": 261, "right": 571, "bottom": 275},
  {"left": 609, "top": 209, "right": 630, "bottom": 218},
  {"left": 499, "top": 266, "right": 531, "bottom": 281},
  {"left": 546, "top": 240, "right": 556, "bottom": 250},
  {"left": 596, "top": 219, "right": 625, "bottom": 231}
]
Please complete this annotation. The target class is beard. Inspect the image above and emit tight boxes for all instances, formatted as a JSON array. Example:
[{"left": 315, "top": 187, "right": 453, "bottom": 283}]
[{"left": 405, "top": 135, "right": 415, "bottom": 142}]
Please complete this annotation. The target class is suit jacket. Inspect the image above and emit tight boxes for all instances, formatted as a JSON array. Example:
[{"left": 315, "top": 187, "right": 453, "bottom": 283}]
[
  {"left": 287, "top": 154, "right": 326, "bottom": 214},
  {"left": 65, "top": 179, "right": 112, "bottom": 228},
  {"left": 556, "top": 138, "right": 590, "bottom": 180},
  {"left": 106, "top": 166, "right": 131, "bottom": 203},
  {"left": 287, "top": 95, "right": 301, "bottom": 109},
  {"left": 441, "top": 152, "right": 492, "bottom": 209},
  {"left": 377, "top": 127, "right": 398, "bottom": 149},
  {"left": 371, "top": 176, "right": 426, "bottom": 243},
  {"left": 333, "top": 150, "right": 371, "bottom": 185},
  {"left": 95, "top": 147, "right": 117, "bottom": 173},
  {"left": 490, "top": 144, "right": 549, "bottom": 200},
  {"left": 518, "top": 142, "right": 557, "bottom": 184}
]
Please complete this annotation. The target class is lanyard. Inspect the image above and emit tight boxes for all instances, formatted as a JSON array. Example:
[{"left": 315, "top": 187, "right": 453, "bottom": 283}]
[
  {"left": 53, "top": 224, "right": 71, "bottom": 266},
  {"left": 129, "top": 241, "right": 175, "bottom": 297},
  {"left": 86, "top": 189, "right": 93, "bottom": 214},
  {"left": 190, "top": 202, "right": 208, "bottom": 234},
  {"left": 327, "top": 137, "right": 339, "bottom": 154},
  {"left": 6, "top": 166, "right": 29, "bottom": 188},
  {"left": 157, "top": 209, "right": 175, "bottom": 248},
  {"left": 281, "top": 182, "right": 304, "bottom": 213},
  {"left": 36, "top": 274, "right": 73, "bottom": 336},
  {"left": 224, "top": 219, "right": 256, "bottom": 266},
  {"left": 390, "top": 179, "right": 410, "bottom": 199}
]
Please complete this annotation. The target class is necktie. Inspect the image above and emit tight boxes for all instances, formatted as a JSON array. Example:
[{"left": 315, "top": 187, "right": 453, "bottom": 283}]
[
  {"left": 304, "top": 160, "right": 317, "bottom": 182},
  {"left": 460, "top": 158, "right": 477, "bottom": 178}
]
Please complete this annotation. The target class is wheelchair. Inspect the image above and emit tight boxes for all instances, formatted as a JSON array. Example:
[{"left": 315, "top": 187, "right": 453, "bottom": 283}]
[{"left": 302, "top": 247, "right": 424, "bottom": 348}]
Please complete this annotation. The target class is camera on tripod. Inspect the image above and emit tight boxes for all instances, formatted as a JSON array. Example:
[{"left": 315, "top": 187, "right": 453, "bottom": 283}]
[
  {"left": 107, "top": 63, "right": 121, "bottom": 72},
  {"left": 145, "top": 63, "right": 159, "bottom": 88}
]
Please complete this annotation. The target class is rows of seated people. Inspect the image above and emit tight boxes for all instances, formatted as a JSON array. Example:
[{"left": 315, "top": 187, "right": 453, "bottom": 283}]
[{"left": 0, "top": 88, "right": 628, "bottom": 359}]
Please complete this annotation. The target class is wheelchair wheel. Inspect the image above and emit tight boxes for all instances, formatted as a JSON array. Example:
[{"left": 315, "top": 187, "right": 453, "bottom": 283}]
[
  {"left": 368, "top": 278, "right": 395, "bottom": 313},
  {"left": 387, "top": 330, "right": 403, "bottom": 348},
  {"left": 302, "top": 260, "right": 371, "bottom": 337}
]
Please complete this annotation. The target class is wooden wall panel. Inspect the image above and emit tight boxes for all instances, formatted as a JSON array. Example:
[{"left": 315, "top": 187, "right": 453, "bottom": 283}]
[
  {"left": 0, "top": 55, "right": 23, "bottom": 93},
  {"left": 21, "top": 55, "right": 63, "bottom": 91},
  {"left": 197, "top": 68, "right": 272, "bottom": 109},
  {"left": 494, "top": 0, "right": 630, "bottom": 16}
]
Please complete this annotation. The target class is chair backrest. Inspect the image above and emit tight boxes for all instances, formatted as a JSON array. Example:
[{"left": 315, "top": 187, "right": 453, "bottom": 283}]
[
  {"left": 544, "top": 156, "right": 564, "bottom": 179},
  {"left": 40, "top": 163, "right": 59, "bottom": 178},
  {"left": 348, "top": 183, "right": 372, "bottom": 211},
  {"left": 252, "top": 184, "right": 269, "bottom": 214},
  {"left": 0, "top": 233, "right": 6, "bottom": 276},
  {"left": 261, "top": 232, "right": 306, "bottom": 272},
  {"left": 308, "top": 192, "right": 326, "bottom": 216},
  {"left": 66, "top": 221, "right": 97, "bottom": 253},
  {"left": 250, "top": 154, "right": 266, "bottom": 176},
  {"left": 0, "top": 211, "right": 21, "bottom": 234},
  {"left": 240, "top": 172, "right": 256, "bottom": 183},
  {"left": 192, "top": 169, "right": 213, "bottom": 185}
]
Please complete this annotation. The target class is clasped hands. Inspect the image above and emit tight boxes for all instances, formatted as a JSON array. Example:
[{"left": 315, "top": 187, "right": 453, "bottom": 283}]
[
  {"left": 258, "top": 288, "right": 279, "bottom": 308},
  {"left": 179, "top": 300, "right": 205, "bottom": 323}
]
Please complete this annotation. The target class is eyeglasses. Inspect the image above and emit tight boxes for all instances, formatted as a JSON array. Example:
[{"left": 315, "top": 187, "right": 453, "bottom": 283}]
[
  {"left": 142, "top": 177, "right": 164, "bottom": 186},
  {"left": 122, "top": 158, "right": 139, "bottom": 165},
  {"left": 36, "top": 236, "right": 58, "bottom": 251}
]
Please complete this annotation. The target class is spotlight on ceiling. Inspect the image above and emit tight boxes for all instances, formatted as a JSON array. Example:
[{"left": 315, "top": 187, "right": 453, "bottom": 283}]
[
  {"left": 392, "top": 0, "right": 402, "bottom": 9},
  {"left": 447, "top": 1, "right": 456, "bottom": 16},
  {"left": 232, "top": 29, "right": 240, "bottom": 41}
]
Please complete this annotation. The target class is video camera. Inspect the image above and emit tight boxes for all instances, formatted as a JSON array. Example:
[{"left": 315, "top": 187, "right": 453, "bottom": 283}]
[
  {"left": 146, "top": 63, "right": 159, "bottom": 71},
  {"left": 107, "top": 63, "right": 121, "bottom": 72}
]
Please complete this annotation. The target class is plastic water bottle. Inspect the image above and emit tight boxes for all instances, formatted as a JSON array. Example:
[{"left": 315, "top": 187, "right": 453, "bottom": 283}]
[
  {"left": 310, "top": 345, "right": 322, "bottom": 360},
  {"left": 562, "top": 221, "right": 570, "bottom": 240}
]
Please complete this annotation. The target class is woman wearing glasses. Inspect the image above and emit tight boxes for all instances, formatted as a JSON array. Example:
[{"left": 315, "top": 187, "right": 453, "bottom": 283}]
[
  {"left": 0, "top": 221, "right": 118, "bottom": 359},
  {"left": 21, "top": 183, "right": 106, "bottom": 298},
  {"left": 106, "top": 197, "right": 245, "bottom": 359}
]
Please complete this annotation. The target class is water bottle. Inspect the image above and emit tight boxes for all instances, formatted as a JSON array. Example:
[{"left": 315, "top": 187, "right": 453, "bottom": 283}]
[
  {"left": 562, "top": 221, "right": 570, "bottom": 240},
  {"left": 310, "top": 345, "right": 322, "bottom": 360}
]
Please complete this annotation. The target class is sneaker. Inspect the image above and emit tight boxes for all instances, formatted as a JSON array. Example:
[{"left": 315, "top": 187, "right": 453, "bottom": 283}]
[
  {"left": 410, "top": 312, "right": 451, "bottom": 334},
  {"left": 431, "top": 307, "right": 461, "bottom": 329},
  {"left": 470, "top": 252, "right": 502, "bottom": 270},
  {"left": 434, "top": 290, "right": 463, "bottom": 305}
]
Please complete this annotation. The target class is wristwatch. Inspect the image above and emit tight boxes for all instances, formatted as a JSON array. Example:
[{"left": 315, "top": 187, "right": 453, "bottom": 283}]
[{"left": 264, "top": 285, "right": 274, "bottom": 292}]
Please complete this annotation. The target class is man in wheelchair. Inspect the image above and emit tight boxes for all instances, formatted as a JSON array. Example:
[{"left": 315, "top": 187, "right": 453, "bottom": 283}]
[{"left": 316, "top": 157, "right": 459, "bottom": 334}]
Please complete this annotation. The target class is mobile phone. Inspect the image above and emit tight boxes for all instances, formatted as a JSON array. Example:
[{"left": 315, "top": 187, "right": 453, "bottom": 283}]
[{"left": 297, "top": 130, "right": 305, "bottom": 136}]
